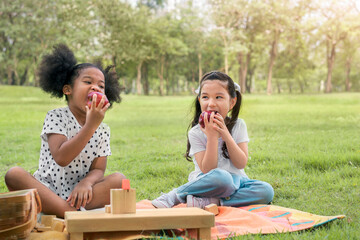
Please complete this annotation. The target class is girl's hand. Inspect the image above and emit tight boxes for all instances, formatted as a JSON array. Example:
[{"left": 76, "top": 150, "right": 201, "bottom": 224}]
[
  {"left": 212, "top": 113, "right": 232, "bottom": 142},
  {"left": 85, "top": 94, "right": 110, "bottom": 130},
  {"left": 200, "top": 112, "right": 219, "bottom": 139},
  {"left": 66, "top": 181, "right": 93, "bottom": 209}
]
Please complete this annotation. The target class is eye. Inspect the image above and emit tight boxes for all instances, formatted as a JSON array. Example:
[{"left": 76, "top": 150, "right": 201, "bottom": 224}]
[
  {"left": 99, "top": 85, "right": 105, "bottom": 89},
  {"left": 216, "top": 96, "right": 223, "bottom": 99},
  {"left": 201, "top": 95, "right": 208, "bottom": 99}
]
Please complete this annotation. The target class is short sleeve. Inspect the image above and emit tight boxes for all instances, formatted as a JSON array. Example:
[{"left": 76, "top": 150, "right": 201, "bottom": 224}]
[
  {"left": 40, "top": 109, "right": 67, "bottom": 142},
  {"left": 188, "top": 126, "right": 206, "bottom": 157},
  {"left": 232, "top": 119, "right": 249, "bottom": 143}
]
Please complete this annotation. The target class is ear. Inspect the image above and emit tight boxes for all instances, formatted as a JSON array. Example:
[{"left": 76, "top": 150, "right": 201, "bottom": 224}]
[
  {"left": 229, "top": 97, "right": 237, "bottom": 110},
  {"left": 63, "top": 85, "right": 72, "bottom": 95}
]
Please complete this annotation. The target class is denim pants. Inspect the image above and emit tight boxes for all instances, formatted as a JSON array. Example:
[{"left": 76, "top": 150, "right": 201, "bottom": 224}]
[{"left": 176, "top": 168, "right": 274, "bottom": 207}]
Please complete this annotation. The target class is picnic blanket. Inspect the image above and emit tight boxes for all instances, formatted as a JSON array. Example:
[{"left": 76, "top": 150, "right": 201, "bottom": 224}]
[
  {"left": 29, "top": 200, "right": 345, "bottom": 240},
  {"left": 136, "top": 200, "right": 345, "bottom": 239}
]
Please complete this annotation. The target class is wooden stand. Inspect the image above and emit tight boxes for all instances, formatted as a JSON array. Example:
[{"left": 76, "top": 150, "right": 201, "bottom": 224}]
[
  {"left": 65, "top": 180, "right": 214, "bottom": 239},
  {"left": 65, "top": 208, "right": 214, "bottom": 240}
]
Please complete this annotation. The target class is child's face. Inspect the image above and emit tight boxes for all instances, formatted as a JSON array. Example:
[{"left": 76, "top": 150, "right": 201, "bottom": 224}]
[
  {"left": 64, "top": 67, "right": 105, "bottom": 112},
  {"left": 198, "top": 80, "right": 236, "bottom": 119}
]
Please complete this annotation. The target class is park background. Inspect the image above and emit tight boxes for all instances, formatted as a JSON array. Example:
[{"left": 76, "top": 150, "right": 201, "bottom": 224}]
[{"left": 1, "top": 0, "right": 359, "bottom": 239}]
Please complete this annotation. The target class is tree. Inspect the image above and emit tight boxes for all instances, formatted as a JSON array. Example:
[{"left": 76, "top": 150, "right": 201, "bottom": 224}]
[{"left": 315, "top": 0, "right": 357, "bottom": 93}]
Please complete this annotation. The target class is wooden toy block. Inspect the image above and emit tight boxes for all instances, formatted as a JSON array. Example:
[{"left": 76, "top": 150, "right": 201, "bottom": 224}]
[
  {"left": 51, "top": 218, "right": 65, "bottom": 232},
  {"left": 105, "top": 205, "right": 111, "bottom": 213},
  {"left": 111, "top": 189, "right": 136, "bottom": 214},
  {"left": 41, "top": 215, "right": 56, "bottom": 227},
  {"left": 111, "top": 180, "right": 136, "bottom": 214},
  {"left": 35, "top": 224, "right": 52, "bottom": 232},
  {"left": 65, "top": 207, "right": 214, "bottom": 240},
  {"left": 205, "top": 203, "right": 219, "bottom": 216}
]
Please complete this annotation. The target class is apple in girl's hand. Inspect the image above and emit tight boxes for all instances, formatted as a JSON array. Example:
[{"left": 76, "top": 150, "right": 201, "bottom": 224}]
[
  {"left": 87, "top": 92, "right": 109, "bottom": 108},
  {"left": 199, "top": 110, "right": 218, "bottom": 128}
]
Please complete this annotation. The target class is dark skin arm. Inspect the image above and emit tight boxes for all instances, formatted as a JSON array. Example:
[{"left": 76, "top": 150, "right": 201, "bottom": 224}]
[{"left": 66, "top": 156, "right": 107, "bottom": 209}]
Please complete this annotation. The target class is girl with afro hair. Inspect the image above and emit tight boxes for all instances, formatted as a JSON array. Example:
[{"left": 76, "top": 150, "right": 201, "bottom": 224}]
[{"left": 5, "top": 44, "right": 125, "bottom": 218}]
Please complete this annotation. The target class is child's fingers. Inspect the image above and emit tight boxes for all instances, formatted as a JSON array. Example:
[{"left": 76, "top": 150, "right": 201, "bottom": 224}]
[
  {"left": 213, "top": 118, "right": 224, "bottom": 128},
  {"left": 66, "top": 194, "right": 72, "bottom": 202},
  {"left": 91, "top": 93, "right": 97, "bottom": 109},
  {"left": 71, "top": 193, "right": 78, "bottom": 207},
  {"left": 76, "top": 195, "right": 83, "bottom": 209},
  {"left": 81, "top": 194, "right": 88, "bottom": 208},
  {"left": 96, "top": 95, "right": 105, "bottom": 109},
  {"left": 204, "top": 112, "right": 209, "bottom": 126},
  {"left": 87, "top": 190, "right": 93, "bottom": 204}
]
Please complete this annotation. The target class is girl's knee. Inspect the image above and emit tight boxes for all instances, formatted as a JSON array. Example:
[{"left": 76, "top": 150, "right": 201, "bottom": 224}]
[
  {"left": 258, "top": 182, "right": 274, "bottom": 204},
  {"left": 208, "top": 169, "right": 233, "bottom": 186},
  {"left": 107, "top": 172, "right": 126, "bottom": 188},
  {"left": 207, "top": 169, "right": 236, "bottom": 195},
  {"left": 5, "top": 167, "right": 27, "bottom": 189},
  {"left": 5, "top": 167, "right": 25, "bottom": 183}
]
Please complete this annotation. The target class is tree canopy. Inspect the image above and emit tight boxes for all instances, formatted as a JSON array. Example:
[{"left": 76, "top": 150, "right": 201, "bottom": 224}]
[{"left": 1, "top": 0, "right": 359, "bottom": 94}]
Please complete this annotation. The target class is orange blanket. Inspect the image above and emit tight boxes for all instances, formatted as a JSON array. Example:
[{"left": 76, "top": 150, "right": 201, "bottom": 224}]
[{"left": 136, "top": 200, "right": 345, "bottom": 239}]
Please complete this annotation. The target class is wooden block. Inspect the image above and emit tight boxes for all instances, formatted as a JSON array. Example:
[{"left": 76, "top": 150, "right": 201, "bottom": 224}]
[
  {"left": 69, "top": 232, "right": 83, "bottom": 240},
  {"left": 105, "top": 205, "right": 111, "bottom": 213},
  {"left": 65, "top": 208, "right": 214, "bottom": 232},
  {"left": 204, "top": 204, "right": 219, "bottom": 216},
  {"left": 51, "top": 218, "right": 65, "bottom": 232},
  {"left": 198, "top": 227, "right": 211, "bottom": 240},
  {"left": 35, "top": 224, "right": 52, "bottom": 232},
  {"left": 111, "top": 189, "right": 136, "bottom": 214},
  {"left": 41, "top": 215, "right": 56, "bottom": 227}
]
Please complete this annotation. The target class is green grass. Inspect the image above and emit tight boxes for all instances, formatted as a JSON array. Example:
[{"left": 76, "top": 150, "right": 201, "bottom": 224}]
[{"left": 0, "top": 86, "right": 359, "bottom": 239}]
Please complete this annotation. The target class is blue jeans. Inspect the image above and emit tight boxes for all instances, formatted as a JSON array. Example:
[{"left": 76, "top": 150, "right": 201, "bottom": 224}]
[{"left": 176, "top": 168, "right": 274, "bottom": 207}]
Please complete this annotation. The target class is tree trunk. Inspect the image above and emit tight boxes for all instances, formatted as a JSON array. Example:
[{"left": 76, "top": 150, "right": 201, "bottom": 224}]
[
  {"left": 192, "top": 70, "right": 195, "bottom": 93},
  {"left": 325, "top": 40, "right": 336, "bottom": 93},
  {"left": 287, "top": 79, "right": 292, "bottom": 93},
  {"left": 158, "top": 55, "right": 165, "bottom": 96},
  {"left": 297, "top": 78, "right": 304, "bottom": 93},
  {"left": 237, "top": 52, "right": 247, "bottom": 94},
  {"left": 276, "top": 80, "right": 281, "bottom": 94},
  {"left": 345, "top": 56, "right": 351, "bottom": 92},
  {"left": 220, "top": 32, "right": 229, "bottom": 74},
  {"left": 7, "top": 67, "right": 13, "bottom": 85},
  {"left": 136, "top": 61, "right": 143, "bottom": 95},
  {"left": 20, "top": 67, "right": 29, "bottom": 86},
  {"left": 198, "top": 52, "right": 202, "bottom": 82},
  {"left": 267, "top": 30, "right": 279, "bottom": 95},
  {"left": 142, "top": 62, "right": 149, "bottom": 95}
]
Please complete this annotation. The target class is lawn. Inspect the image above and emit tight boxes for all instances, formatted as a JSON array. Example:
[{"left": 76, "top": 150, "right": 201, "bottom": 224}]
[{"left": 0, "top": 85, "right": 359, "bottom": 239}]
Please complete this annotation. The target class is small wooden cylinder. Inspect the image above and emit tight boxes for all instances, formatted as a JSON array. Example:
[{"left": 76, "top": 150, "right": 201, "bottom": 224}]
[{"left": 110, "top": 189, "right": 136, "bottom": 214}]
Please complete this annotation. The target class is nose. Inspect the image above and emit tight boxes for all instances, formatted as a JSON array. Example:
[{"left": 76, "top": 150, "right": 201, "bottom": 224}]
[
  {"left": 208, "top": 98, "right": 216, "bottom": 107},
  {"left": 91, "top": 84, "right": 101, "bottom": 92}
]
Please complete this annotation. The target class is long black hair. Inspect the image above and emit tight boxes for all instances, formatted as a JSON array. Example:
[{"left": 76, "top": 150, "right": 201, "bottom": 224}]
[
  {"left": 185, "top": 71, "right": 242, "bottom": 161},
  {"left": 37, "top": 44, "right": 122, "bottom": 106}
]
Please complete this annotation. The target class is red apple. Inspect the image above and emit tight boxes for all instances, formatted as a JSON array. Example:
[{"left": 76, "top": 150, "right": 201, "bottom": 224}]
[
  {"left": 87, "top": 92, "right": 109, "bottom": 108},
  {"left": 199, "top": 110, "right": 218, "bottom": 128}
]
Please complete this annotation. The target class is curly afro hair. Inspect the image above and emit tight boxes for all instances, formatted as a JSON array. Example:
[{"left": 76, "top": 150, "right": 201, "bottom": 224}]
[{"left": 38, "top": 44, "right": 122, "bottom": 106}]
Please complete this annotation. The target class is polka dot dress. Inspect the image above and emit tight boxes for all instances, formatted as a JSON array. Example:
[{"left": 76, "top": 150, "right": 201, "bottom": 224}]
[{"left": 33, "top": 107, "right": 111, "bottom": 200}]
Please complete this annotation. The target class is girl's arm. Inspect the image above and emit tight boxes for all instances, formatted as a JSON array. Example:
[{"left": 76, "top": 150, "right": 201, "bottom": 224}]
[
  {"left": 67, "top": 156, "right": 107, "bottom": 209},
  {"left": 213, "top": 114, "right": 248, "bottom": 169},
  {"left": 194, "top": 112, "right": 220, "bottom": 173},
  {"left": 48, "top": 100, "right": 109, "bottom": 167}
]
